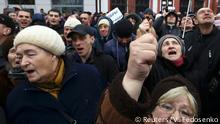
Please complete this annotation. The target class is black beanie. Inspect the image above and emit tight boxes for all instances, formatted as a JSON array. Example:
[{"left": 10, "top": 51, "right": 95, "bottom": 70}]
[
  {"left": 115, "top": 19, "right": 133, "bottom": 38},
  {"left": 150, "top": 75, "right": 201, "bottom": 116}
]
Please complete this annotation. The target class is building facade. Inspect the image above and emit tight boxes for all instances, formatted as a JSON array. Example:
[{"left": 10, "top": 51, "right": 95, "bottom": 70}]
[{"left": 1, "top": 0, "right": 219, "bottom": 14}]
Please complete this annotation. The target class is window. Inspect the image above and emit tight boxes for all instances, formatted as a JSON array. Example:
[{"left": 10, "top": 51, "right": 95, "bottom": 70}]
[
  {"left": 8, "top": 0, "right": 35, "bottom": 4},
  {"left": 52, "top": 0, "right": 83, "bottom": 5},
  {"left": 136, "top": 0, "right": 149, "bottom": 12},
  {"left": 52, "top": 0, "right": 83, "bottom": 13},
  {"left": 111, "top": 0, "right": 127, "bottom": 13}
]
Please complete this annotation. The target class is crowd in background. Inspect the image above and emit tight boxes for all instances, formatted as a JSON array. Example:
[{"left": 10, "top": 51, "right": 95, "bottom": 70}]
[{"left": 0, "top": 5, "right": 220, "bottom": 124}]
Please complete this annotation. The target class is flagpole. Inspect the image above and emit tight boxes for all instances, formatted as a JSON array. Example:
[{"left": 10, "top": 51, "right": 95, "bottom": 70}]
[{"left": 182, "top": 0, "right": 192, "bottom": 39}]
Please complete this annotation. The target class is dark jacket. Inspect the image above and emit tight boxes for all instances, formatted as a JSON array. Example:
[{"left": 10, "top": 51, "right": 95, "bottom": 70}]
[
  {"left": 6, "top": 56, "right": 104, "bottom": 124},
  {"left": 144, "top": 56, "right": 196, "bottom": 93},
  {"left": 96, "top": 16, "right": 114, "bottom": 50},
  {"left": 73, "top": 48, "right": 119, "bottom": 85},
  {"left": 153, "top": 16, "right": 181, "bottom": 39},
  {"left": 185, "top": 26, "right": 220, "bottom": 118},
  {"left": 104, "top": 34, "right": 135, "bottom": 72},
  {"left": 47, "top": 22, "right": 64, "bottom": 34},
  {"left": 0, "top": 107, "right": 6, "bottom": 124}
]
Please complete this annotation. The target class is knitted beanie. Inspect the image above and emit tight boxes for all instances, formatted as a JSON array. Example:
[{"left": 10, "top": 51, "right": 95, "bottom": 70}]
[
  {"left": 150, "top": 75, "right": 201, "bottom": 116},
  {"left": 64, "top": 17, "right": 81, "bottom": 29},
  {"left": 115, "top": 19, "right": 133, "bottom": 38},
  {"left": 14, "top": 25, "right": 65, "bottom": 56},
  {"left": 157, "top": 34, "right": 185, "bottom": 57},
  {"left": 98, "top": 18, "right": 110, "bottom": 26}
]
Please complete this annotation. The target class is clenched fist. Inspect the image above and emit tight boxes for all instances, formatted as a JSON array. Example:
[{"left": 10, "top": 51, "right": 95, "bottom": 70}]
[{"left": 122, "top": 33, "right": 157, "bottom": 101}]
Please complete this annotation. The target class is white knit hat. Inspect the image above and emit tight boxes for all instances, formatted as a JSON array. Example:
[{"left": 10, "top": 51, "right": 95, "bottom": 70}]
[
  {"left": 64, "top": 18, "right": 81, "bottom": 28},
  {"left": 98, "top": 19, "right": 110, "bottom": 26},
  {"left": 14, "top": 25, "right": 65, "bottom": 56}
]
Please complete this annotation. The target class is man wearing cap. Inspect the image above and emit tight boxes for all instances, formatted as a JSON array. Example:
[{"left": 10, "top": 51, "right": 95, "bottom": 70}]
[
  {"left": 67, "top": 24, "right": 119, "bottom": 85},
  {"left": 153, "top": 10, "right": 181, "bottom": 38},
  {"left": 0, "top": 14, "right": 16, "bottom": 124},
  {"left": 96, "top": 16, "right": 114, "bottom": 50},
  {"left": 104, "top": 19, "right": 135, "bottom": 72},
  {"left": 6, "top": 25, "right": 103, "bottom": 124},
  {"left": 0, "top": 14, "right": 16, "bottom": 67}
]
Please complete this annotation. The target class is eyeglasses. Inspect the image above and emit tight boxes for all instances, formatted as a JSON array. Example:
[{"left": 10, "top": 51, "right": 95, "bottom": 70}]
[{"left": 158, "top": 103, "right": 195, "bottom": 119}]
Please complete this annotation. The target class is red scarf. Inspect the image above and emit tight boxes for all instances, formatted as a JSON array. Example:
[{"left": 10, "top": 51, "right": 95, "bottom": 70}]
[{"left": 172, "top": 56, "right": 184, "bottom": 67}]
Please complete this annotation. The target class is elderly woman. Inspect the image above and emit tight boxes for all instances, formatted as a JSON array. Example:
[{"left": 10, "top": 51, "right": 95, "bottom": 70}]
[
  {"left": 96, "top": 34, "right": 200, "bottom": 124},
  {"left": 144, "top": 34, "right": 198, "bottom": 92}
]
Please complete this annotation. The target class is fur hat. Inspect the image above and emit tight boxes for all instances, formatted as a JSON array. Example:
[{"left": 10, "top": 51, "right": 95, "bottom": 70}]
[
  {"left": 64, "top": 17, "right": 81, "bottom": 28},
  {"left": 157, "top": 34, "right": 185, "bottom": 57},
  {"left": 98, "top": 18, "right": 110, "bottom": 26},
  {"left": 115, "top": 19, "right": 133, "bottom": 38},
  {"left": 150, "top": 75, "right": 201, "bottom": 116},
  {"left": 14, "top": 25, "right": 65, "bottom": 56}
]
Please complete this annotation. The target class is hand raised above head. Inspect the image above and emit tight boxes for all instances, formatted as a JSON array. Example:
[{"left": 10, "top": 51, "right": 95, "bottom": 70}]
[{"left": 122, "top": 33, "right": 157, "bottom": 101}]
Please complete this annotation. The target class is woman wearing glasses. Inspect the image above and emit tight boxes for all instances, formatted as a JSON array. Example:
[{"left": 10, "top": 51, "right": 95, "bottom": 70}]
[{"left": 96, "top": 33, "right": 200, "bottom": 124}]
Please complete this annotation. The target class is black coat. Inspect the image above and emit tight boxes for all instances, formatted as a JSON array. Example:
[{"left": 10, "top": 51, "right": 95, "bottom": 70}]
[
  {"left": 6, "top": 56, "right": 104, "bottom": 124},
  {"left": 74, "top": 48, "right": 119, "bottom": 85},
  {"left": 143, "top": 56, "right": 195, "bottom": 93},
  {"left": 186, "top": 26, "right": 220, "bottom": 118}
]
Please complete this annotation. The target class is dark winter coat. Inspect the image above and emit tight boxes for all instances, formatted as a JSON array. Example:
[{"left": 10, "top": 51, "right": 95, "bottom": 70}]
[
  {"left": 73, "top": 48, "right": 119, "bottom": 85},
  {"left": 144, "top": 56, "right": 196, "bottom": 93},
  {"left": 186, "top": 26, "right": 220, "bottom": 118},
  {"left": 104, "top": 34, "right": 135, "bottom": 72},
  {"left": 6, "top": 56, "right": 104, "bottom": 124},
  {"left": 96, "top": 16, "right": 114, "bottom": 50},
  {"left": 153, "top": 16, "right": 181, "bottom": 39}
]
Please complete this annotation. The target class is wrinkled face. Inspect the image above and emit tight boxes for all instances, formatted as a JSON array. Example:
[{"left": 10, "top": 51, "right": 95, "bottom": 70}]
[
  {"left": 180, "top": 16, "right": 194, "bottom": 29},
  {"left": 17, "top": 11, "right": 32, "bottom": 29},
  {"left": 196, "top": 8, "right": 215, "bottom": 25},
  {"left": 63, "top": 26, "right": 73, "bottom": 41},
  {"left": 80, "top": 13, "right": 90, "bottom": 26},
  {"left": 16, "top": 44, "right": 57, "bottom": 83},
  {"left": 152, "top": 95, "right": 194, "bottom": 124},
  {"left": 71, "top": 34, "right": 94, "bottom": 58},
  {"left": 99, "top": 24, "right": 109, "bottom": 37},
  {"left": 161, "top": 38, "right": 182, "bottom": 61},
  {"left": 167, "top": 14, "right": 176, "bottom": 25},
  {"left": 48, "top": 11, "right": 61, "bottom": 26}
]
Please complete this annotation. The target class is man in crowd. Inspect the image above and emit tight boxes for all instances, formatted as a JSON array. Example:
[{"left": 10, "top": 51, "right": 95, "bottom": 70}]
[
  {"left": 47, "top": 8, "right": 63, "bottom": 34},
  {"left": 186, "top": 7, "right": 220, "bottom": 118},
  {"left": 80, "top": 11, "right": 92, "bottom": 26},
  {"left": 16, "top": 9, "right": 32, "bottom": 32},
  {"left": 153, "top": 10, "right": 181, "bottom": 38},
  {"left": 68, "top": 24, "right": 119, "bottom": 85},
  {"left": 6, "top": 25, "right": 103, "bottom": 124},
  {"left": 104, "top": 19, "right": 135, "bottom": 72}
]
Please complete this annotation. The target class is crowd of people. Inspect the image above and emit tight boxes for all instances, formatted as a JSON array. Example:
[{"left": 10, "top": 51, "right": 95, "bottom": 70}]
[{"left": 0, "top": 5, "right": 220, "bottom": 124}]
